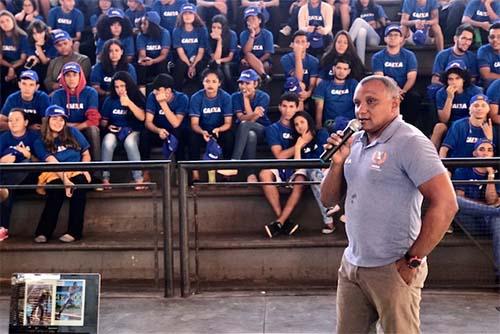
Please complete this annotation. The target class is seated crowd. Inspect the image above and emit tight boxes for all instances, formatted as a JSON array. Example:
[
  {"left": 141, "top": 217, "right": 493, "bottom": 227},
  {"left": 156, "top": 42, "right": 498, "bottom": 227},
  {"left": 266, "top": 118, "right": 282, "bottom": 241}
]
[{"left": 0, "top": 1, "right": 498, "bottom": 278}]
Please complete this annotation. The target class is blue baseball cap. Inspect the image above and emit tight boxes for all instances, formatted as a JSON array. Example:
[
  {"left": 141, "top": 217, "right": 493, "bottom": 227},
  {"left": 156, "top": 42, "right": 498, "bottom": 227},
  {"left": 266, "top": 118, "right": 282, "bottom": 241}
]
[
  {"left": 469, "top": 94, "right": 489, "bottom": 105},
  {"left": 412, "top": 29, "right": 427, "bottom": 45},
  {"left": 445, "top": 59, "right": 467, "bottom": 72},
  {"left": 473, "top": 138, "right": 495, "bottom": 151},
  {"left": 19, "top": 70, "right": 39, "bottom": 82},
  {"left": 384, "top": 24, "right": 402, "bottom": 36},
  {"left": 52, "top": 29, "right": 71, "bottom": 43},
  {"left": 308, "top": 31, "right": 324, "bottom": 49},
  {"left": 180, "top": 3, "right": 196, "bottom": 14},
  {"left": 107, "top": 8, "right": 125, "bottom": 19},
  {"left": 244, "top": 6, "right": 260, "bottom": 20},
  {"left": 145, "top": 11, "right": 161, "bottom": 26},
  {"left": 284, "top": 77, "right": 302, "bottom": 93},
  {"left": 203, "top": 138, "right": 223, "bottom": 160},
  {"left": 62, "top": 62, "right": 81, "bottom": 75},
  {"left": 162, "top": 134, "right": 179, "bottom": 159},
  {"left": 45, "top": 105, "right": 68, "bottom": 118},
  {"left": 238, "top": 69, "right": 259, "bottom": 82}
]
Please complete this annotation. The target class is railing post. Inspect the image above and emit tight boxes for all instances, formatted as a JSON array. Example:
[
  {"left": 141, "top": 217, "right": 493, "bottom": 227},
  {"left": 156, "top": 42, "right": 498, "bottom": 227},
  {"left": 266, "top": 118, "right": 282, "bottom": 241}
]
[
  {"left": 163, "top": 163, "right": 174, "bottom": 297},
  {"left": 179, "top": 165, "right": 190, "bottom": 297}
]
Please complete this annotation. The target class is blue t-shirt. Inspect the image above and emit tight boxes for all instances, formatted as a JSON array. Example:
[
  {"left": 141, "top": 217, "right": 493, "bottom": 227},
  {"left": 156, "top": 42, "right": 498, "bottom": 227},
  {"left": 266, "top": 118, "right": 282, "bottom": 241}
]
[
  {"left": 463, "top": 0, "right": 500, "bottom": 23},
  {"left": 208, "top": 30, "right": 238, "bottom": 57},
  {"left": 453, "top": 167, "right": 500, "bottom": 200},
  {"left": 371, "top": 48, "right": 417, "bottom": 88},
  {"left": 435, "top": 84, "right": 483, "bottom": 123},
  {"left": 152, "top": 0, "right": 187, "bottom": 33},
  {"left": 96, "top": 36, "right": 135, "bottom": 57},
  {"left": 352, "top": 4, "right": 387, "bottom": 23},
  {"left": 231, "top": 90, "right": 271, "bottom": 126},
  {"left": 432, "top": 47, "right": 479, "bottom": 78},
  {"left": 0, "top": 130, "right": 40, "bottom": 163},
  {"left": 172, "top": 27, "right": 209, "bottom": 59},
  {"left": 1, "top": 91, "right": 50, "bottom": 126},
  {"left": 125, "top": 7, "right": 149, "bottom": 28},
  {"left": 477, "top": 44, "right": 500, "bottom": 75},
  {"left": 313, "top": 78, "right": 359, "bottom": 121},
  {"left": 240, "top": 29, "right": 274, "bottom": 59},
  {"left": 402, "top": 0, "right": 438, "bottom": 21},
  {"left": 265, "top": 121, "right": 295, "bottom": 150},
  {"left": 486, "top": 79, "right": 500, "bottom": 105},
  {"left": 189, "top": 89, "right": 232, "bottom": 132},
  {"left": 25, "top": 39, "right": 58, "bottom": 59},
  {"left": 34, "top": 126, "right": 89, "bottom": 162},
  {"left": 300, "top": 129, "right": 329, "bottom": 159},
  {"left": 47, "top": 7, "right": 85, "bottom": 37},
  {"left": 307, "top": 2, "right": 324, "bottom": 27},
  {"left": 51, "top": 87, "right": 99, "bottom": 123},
  {"left": 442, "top": 118, "right": 493, "bottom": 158},
  {"left": 280, "top": 52, "right": 319, "bottom": 88},
  {"left": 101, "top": 96, "right": 143, "bottom": 130},
  {"left": 146, "top": 90, "right": 189, "bottom": 132},
  {"left": 1, "top": 35, "right": 29, "bottom": 62},
  {"left": 136, "top": 28, "right": 171, "bottom": 59},
  {"left": 90, "top": 63, "right": 137, "bottom": 92}
]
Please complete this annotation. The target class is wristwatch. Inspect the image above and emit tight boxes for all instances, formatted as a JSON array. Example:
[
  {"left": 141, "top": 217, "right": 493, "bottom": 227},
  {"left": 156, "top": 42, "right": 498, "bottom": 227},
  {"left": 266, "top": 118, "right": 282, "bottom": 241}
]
[{"left": 404, "top": 252, "right": 423, "bottom": 269}]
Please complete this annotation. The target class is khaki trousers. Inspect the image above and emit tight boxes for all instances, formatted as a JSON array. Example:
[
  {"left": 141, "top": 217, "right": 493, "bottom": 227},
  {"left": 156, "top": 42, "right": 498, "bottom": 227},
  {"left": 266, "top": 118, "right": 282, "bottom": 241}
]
[{"left": 336, "top": 255, "right": 428, "bottom": 334}]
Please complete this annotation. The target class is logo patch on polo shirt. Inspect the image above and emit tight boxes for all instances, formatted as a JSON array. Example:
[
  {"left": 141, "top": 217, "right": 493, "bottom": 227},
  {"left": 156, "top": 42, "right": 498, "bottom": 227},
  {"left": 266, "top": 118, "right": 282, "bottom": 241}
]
[{"left": 371, "top": 150, "right": 387, "bottom": 170}]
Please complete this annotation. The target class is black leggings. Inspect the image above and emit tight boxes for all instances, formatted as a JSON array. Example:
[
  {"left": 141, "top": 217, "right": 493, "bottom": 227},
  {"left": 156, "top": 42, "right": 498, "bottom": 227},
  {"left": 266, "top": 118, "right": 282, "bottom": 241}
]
[
  {"left": 173, "top": 58, "right": 207, "bottom": 91},
  {"left": 136, "top": 60, "right": 168, "bottom": 86},
  {"left": 35, "top": 174, "right": 89, "bottom": 240}
]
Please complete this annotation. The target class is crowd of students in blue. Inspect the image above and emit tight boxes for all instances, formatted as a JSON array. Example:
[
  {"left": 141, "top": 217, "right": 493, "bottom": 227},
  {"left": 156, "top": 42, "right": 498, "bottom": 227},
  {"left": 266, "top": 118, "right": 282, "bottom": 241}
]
[{"left": 0, "top": 1, "right": 498, "bottom": 250}]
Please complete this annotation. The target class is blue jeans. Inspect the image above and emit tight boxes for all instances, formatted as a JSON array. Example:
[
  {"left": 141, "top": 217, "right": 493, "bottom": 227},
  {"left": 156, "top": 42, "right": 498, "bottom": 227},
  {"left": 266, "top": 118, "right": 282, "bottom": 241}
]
[
  {"left": 306, "top": 168, "right": 331, "bottom": 225},
  {"left": 455, "top": 196, "right": 500, "bottom": 276},
  {"left": 101, "top": 131, "right": 142, "bottom": 181}
]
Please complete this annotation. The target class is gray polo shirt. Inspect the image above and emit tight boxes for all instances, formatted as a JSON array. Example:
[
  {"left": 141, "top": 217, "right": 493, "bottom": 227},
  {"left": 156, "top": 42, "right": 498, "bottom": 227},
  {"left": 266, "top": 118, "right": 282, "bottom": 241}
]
[{"left": 343, "top": 116, "right": 446, "bottom": 267}]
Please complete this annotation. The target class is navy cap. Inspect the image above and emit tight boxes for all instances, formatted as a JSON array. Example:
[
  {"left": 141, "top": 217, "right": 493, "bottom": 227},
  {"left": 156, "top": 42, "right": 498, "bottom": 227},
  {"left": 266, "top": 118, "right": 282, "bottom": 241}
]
[
  {"left": 284, "top": 77, "right": 302, "bottom": 93},
  {"left": 308, "top": 31, "right": 324, "bottom": 49},
  {"left": 62, "top": 62, "right": 81, "bottom": 75},
  {"left": 469, "top": 93, "right": 489, "bottom": 105},
  {"left": 203, "top": 138, "right": 223, "bottom": 160},
  {"left": 45, "top": 105, "right": 68, "bottom": 118},
  {"left": 412, "top": 29, "right": 427, "bottom": 45},
  {"left": 107, "top": 8, "right": 125, "bottom": 19},
  {"left": 384, "top": 24, "right": 402, "bottom": 36},
  {"left": 19, "top": 70, "right": 39, "bottom": 82},
  {"left": 52, "top": 29, "right": 71, "bottom": 43},
  {"left": 445, "top": 59, "right": 467, "bottom": 72},
  {"left": 162, "top": 135, "right": 179, "bottom": 159},
  {"left": 244, "top": 6, "right": 260, "bottom": 20},
  {"left": 145, "top": 11, "right": 161, "bottom": 26},
  {"left": 238, "top": 69, "right": 260, "bottom": 82},
  {"left": 180, "top": 3, "right": 196, "bottom": 14},
  {"left": 473, "top": 138, "right": 495, "bottom": 151}
]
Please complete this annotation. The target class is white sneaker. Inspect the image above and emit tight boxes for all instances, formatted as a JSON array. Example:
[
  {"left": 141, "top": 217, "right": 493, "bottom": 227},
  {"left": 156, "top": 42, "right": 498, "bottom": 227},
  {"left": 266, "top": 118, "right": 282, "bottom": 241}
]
[
  {"left": 34, "top": 235, "right": 47, "bottom": 243},
  {"left": 280, "top": 25, "right": 292, "bottom": 36},
  {"left": 59, "top": 234, "right": 76, "bottom": 243},
  {"left": 322, "top": 223, "right": 335, "bottom": 234}
]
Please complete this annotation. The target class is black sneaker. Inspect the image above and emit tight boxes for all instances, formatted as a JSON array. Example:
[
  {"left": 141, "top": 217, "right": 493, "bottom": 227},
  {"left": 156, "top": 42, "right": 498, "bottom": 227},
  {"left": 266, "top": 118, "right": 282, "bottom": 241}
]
[
  {"left": 265, "top": 221, "right": 282, "bottom": 238},
  {"left": 282, "top": 219, "right": 299, "bottom": 236}
]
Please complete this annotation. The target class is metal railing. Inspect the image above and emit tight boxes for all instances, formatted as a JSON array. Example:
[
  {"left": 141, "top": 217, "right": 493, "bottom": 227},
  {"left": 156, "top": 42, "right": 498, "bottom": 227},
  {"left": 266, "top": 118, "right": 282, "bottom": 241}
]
[
  {"left": 177, "top": 157, "right": 500, "bottom": 297},
  {"left": 0, "top": 160, "right": 175, "bottom": 298}
]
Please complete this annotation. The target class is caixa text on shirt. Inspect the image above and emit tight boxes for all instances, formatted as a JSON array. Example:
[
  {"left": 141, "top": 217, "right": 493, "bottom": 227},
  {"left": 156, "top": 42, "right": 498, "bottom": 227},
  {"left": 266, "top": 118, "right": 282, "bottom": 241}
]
[
  {"left": 67, "top": 103, "right": 84, "bottom": 110},
  {"left": 112, "top": 109, "right": 127, "bottom": 115},
  {"left": 181, "top": 38, "right": 199, "bottom": 44},
  {"left": 163, "top": 11, "right": 178, "bottom": 17},
  {"left": 330, "top": 88, "right": 350, "bottom": 95},
  {"left": 384, "top": 61, "right": 403, "bottom": 68},
  {"left": 412, "top": 12, "right": 429, "bottom": 19},
  {"left": 57, "top": 18, "right": 73, "bottom": 25},
  {"left": 203, "top": 107, "right": 221, "bottom": 114},
  {"left": 146, "top": 45, "right": 162, "bottom": 51}
]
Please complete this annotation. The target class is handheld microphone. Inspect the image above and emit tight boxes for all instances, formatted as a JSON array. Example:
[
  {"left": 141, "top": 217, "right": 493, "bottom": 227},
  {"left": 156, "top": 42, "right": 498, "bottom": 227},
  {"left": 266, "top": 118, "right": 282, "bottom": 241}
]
[{"left": 320, "top": 119, "right": 362, "bottom": 162}]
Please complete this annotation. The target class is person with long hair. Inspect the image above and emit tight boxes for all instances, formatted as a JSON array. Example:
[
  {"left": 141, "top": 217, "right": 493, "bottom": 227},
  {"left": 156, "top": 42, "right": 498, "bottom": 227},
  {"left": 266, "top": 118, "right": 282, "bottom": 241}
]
[
  {"left": 208, "top": 14, "right": 237, "bottom": 93},
  {"left": 172, "top": 3, "right": 209, "bottom": 90},
  {"left": 290, "top": 111, "right": 335, "bottom": 234},
  {"left": 240, "top": 6, "right": 273, "bottom": 83},
  {"left": 189, "top": 62, "right": 233, "bottom": 181},
  {"left": 135, "top": 11, "right": 170, "bottom": 92},
  {"left": 348, "top": 0, "right": 387, "bottom": 65},
  {"left": 319, "top": 30, "right": 365, "bottom": 82},
  {"left": 0, "top": 10, "right": 28, "bottom": 100},
  {"left": 90, "top": 0, "right": 112, "bottom": 35},
  {"left": 95, "top": 8, "right": 135, "bottom": 62},
  {"left": 432, "top": 61, "right": 483, "bottom": 149},
  {"left": 91, "top": 39, "right": 138, "bottom": 99},
  {"left": 100, "top": 71, "right": 146, "bottom": 189},
  {"left": 25, "top": 19, "right": 57, "bottom": 85},
  {"left": 231, "top": 69, "right": 270, "bottom": 182},
  {"left": 33, "top": 104, "right": 92, "bottom": 243},
  {"left": 0, "top": 108, "right": 40, "bottom": 242},
  {"left": 125, "top": 0, "right": 149, "bottom": 32},
  {"left": 14, "top": 0, "right": 44, "bottom": 31}
]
